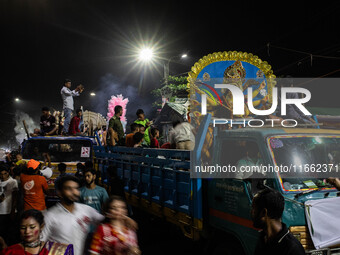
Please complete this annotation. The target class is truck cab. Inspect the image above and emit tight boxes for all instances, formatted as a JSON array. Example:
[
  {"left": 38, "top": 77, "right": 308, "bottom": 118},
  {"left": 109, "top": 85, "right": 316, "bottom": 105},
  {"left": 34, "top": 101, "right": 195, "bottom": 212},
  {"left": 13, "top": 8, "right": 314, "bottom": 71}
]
[
  {"left": 202, "top": 114, "right": 340, "bottom": 254},
  {"left": 21, "top": 136, "right": 96, "bottom": 203}
]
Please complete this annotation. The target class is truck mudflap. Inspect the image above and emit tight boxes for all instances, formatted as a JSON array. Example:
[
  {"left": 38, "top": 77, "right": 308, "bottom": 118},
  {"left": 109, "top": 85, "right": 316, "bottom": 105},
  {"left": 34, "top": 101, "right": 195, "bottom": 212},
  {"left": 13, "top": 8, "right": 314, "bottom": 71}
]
[{"left": 306, "top": 247, "right": 340, "bottom": 255}]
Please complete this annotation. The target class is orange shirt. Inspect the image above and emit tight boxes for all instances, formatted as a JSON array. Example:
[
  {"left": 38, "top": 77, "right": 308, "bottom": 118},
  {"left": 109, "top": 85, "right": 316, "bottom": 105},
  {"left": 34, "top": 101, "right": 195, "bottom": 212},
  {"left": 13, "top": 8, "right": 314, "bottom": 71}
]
[
  {"left": 20, "top": 173, "right": 48, "bottom": 211},
  {"left": 125, "top": 133, "right": 135, "bottom": 147}
]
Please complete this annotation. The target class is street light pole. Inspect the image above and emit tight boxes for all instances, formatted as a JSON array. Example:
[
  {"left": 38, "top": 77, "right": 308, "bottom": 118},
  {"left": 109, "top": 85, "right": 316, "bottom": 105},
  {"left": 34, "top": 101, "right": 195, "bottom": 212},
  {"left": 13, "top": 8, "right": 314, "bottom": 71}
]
[{"left": 164, "top": 54, "right": 187, "bottom": 85}]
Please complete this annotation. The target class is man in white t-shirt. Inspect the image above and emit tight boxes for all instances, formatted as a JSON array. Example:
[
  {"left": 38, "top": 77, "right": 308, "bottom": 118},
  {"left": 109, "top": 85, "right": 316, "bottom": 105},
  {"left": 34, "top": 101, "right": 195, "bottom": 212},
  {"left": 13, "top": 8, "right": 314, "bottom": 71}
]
[
  {"left": 171, "top": 120, "right": 195, "bottom": 150},
  {"left": 42, "top": 175, "right": 104, "bottom": 255},
  {"left": 0, "top": 164, "right": 18, "bottom": 245}
]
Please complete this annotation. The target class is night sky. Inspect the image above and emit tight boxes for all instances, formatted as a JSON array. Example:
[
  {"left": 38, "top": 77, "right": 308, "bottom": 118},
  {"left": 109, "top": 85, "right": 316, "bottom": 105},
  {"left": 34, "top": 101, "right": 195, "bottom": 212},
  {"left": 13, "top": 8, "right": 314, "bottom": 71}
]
[{"left": 2, "top": 0, "right": 340, "bottom": 146}]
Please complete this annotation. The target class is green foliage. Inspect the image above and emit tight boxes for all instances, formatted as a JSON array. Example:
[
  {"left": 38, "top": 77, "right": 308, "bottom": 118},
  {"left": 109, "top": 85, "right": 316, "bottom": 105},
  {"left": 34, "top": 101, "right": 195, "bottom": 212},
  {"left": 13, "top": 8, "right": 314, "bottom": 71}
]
[{"left": 151, "top": 75, "right": 188, "bottom": 108}]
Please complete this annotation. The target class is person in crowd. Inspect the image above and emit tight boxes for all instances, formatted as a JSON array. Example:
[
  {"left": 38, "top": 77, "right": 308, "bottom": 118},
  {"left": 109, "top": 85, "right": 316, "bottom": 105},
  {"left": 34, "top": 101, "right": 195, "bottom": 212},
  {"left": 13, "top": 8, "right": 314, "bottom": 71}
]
[
  {"left": 150, "top": 127, "right": 160, "bottom": 148},
  {"left": 15, "top": 154, "right": 24, "bottom": 166},
  {"left": 99, "top": 126, "right": 107, "bottom": 146},
  {"left": 29, "top": 128, "right": 42, "bottom": 137},
  {"left": 0, "top": 236, "right": 6, "bottom": 251},
  {"left": 125, "top": 123, "right": 140, "bottom": 148},
  {"left": 0, "top": 164, "right": 18, "bottom": 246},
  {"left": 68, "top": 108, "right": 83, "bottom": 136},
  {"left": 252, "top": 188, "right": 305, "bottom": 255},
  {"left": 107, "top": 106, "right": 125, "bottom": 146},
  {"left": 75, "top": 163, "right": 85, "bottom": 187},
  {"left": 235, "top": 142, "right": 264, "bottom": 180},
  {"left": 20, "top": 159, "right": 48, "bottom": 211},
  {"left": 326, "top": 177, "right": 340, "bottom": 190},
  {"left": 79, "top": 169, "right": 109, "bottom": 213},
  {"left": 89, "top": 196, "right": 140, "bottom": 255},
  {"left": 1, "top": 209, "right": 74, "bottom": 255},
  {"left": 170, "top": 120, "right": 195, "bottom": 150},
  {"left": 133, "top": 133, "right": 145, "bottom": 148},
  {"left": 134, "top": 109, "right": 151, "bottom": 146},
  {"left": 54, "top": 163, "right": 68, "bottom": 191},
  {"left": 60, "top": 79, "right": 84, "bottom": 135},
  {"left": 41, "top": 175, "right": 104, "bottom": 255},
  {"left": 40, "top": 107, "right": 57, "bottom": 136}
]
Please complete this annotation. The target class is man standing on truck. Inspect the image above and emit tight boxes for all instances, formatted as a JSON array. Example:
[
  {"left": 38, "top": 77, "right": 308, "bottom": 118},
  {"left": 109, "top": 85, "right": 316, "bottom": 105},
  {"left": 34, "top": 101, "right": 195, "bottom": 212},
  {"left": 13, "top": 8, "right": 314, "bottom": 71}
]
[
  {"left": 60, "top": 79, "right": 84, "bottom": 135},
  {"left": 251, "top": 188, "right": 305, "bottom": 255},
  {"left": 107, "top": 105, "right": 125, "bottom": 146}
]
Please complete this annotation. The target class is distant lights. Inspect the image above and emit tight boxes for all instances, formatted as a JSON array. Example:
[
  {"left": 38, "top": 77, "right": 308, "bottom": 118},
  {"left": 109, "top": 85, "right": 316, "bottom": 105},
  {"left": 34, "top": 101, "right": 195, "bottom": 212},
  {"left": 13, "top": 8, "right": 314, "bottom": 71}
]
[{"left": 90, "top": 92, "right": 96, "bottom": 96}]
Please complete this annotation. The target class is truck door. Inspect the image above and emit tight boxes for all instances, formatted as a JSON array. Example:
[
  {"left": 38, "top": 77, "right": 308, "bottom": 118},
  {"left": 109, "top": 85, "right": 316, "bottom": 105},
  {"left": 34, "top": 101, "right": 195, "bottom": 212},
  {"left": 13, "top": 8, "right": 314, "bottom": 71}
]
[{"left": 207, "top": 139, "right": 264, "bottom": 254}]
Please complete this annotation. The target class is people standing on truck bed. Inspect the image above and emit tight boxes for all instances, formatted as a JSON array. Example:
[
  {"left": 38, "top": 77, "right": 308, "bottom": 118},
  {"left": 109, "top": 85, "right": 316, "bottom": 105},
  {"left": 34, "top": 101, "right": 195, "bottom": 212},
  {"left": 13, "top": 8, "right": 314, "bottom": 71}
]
[
  {"left": 20, "top": 159, "right": 48, "bottom": 211},
  {"left": 252, "top": 188, "right": 306, "bottom": 255},
  {"left": 125, "top": 123, "right": 140, "bottom": 148},
  {"left": 40, "top": 107, "right": 57, "bottom": 136},
  {"left": 107, "top": 105, "right": 125, "bottom": 146},
  {"left": 134, "top": 109, "right": 152, "bottom": 146},
  {"left": 60, "top": 79, "right": 84, "bottom": 135},
  {"left": 150, "top": 127, "right": 160, "bottom": 148},
  {"left": 68, "top": 108, "right": 83, "bottom": 136},
  {"left": 169, "top": 119, "right": 195, "bottom": 150},
  {"left": 79, "top": 168, "right": 109, "bottom": 213}
]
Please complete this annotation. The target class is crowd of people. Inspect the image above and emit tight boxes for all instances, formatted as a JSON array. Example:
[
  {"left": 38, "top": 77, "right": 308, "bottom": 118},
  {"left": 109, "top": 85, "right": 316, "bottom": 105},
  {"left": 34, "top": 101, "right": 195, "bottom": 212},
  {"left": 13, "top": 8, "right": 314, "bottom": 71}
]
[
  {"left": 28, "top": 78, "right": 195, "bottom": 151},
  {"left": 0, "top": 157, "right": 140, "bottom": 255}
]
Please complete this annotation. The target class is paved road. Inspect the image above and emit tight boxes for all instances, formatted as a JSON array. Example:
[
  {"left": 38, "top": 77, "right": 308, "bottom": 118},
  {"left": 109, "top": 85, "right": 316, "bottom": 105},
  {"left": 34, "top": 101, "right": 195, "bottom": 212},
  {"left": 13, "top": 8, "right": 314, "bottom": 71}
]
[{"left": 133, "top": 209, "right": 206, "bottom": 255}]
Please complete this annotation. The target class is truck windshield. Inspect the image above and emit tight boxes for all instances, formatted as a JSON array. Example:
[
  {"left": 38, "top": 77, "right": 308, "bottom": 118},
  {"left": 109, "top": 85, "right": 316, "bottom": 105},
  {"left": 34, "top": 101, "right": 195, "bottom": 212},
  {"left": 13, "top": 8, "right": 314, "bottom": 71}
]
[
  {"left": 22, "top": 139, "right": 92, "bottom": 162},
  {"left": 268, "top": 136, "right": 340, "bottom": 191}
]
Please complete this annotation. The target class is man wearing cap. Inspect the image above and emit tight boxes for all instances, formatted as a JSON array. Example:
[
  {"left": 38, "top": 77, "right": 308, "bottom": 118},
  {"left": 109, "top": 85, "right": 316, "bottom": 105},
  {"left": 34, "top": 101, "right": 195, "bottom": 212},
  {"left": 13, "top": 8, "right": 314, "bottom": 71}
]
[
  {"left": 60, "top": 79, "right": 84, "bottom": 135},
  {"left": 20, "top": 159, "right": 48, "bottom": 211}
]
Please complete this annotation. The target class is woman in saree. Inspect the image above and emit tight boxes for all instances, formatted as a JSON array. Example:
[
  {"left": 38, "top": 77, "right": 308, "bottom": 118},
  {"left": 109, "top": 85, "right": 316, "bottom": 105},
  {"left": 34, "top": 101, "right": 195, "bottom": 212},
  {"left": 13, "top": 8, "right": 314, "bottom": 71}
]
[
  {"left": 89, "top": 195, "right": 140, "bottom": 255},
  {"left": 1, "top": 209, "right": 73, "bottom": 255}
]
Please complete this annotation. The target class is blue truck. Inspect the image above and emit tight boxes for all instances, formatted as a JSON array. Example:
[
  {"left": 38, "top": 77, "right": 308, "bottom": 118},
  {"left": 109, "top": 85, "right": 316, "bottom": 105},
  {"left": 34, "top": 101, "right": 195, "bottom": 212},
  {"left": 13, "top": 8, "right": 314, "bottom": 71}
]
[{"left": 94, "top": 113, "right": 340, "bottom": 255}]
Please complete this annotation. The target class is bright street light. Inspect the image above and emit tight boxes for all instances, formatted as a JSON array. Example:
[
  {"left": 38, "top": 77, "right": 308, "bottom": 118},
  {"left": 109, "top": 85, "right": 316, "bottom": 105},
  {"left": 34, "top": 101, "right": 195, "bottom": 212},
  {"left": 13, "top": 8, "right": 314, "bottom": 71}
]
[
  {"left": 90, "top": 92, "right": 96, "bottom": 96},
  {"left": 138, "top": 48, "right": 154, "bottom": 62},
  {"left": 14, "top": 98, "right": 20, "bottom": 102},
  {"left": 164, "top": 53, "right": 189, "bottom": 85}
]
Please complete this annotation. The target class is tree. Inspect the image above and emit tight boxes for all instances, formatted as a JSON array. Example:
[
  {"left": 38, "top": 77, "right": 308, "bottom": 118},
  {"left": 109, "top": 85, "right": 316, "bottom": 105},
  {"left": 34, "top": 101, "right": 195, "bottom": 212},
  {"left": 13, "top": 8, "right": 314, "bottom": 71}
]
[{"left": 151, "top": 75, "right": 188, "bottom": 108}]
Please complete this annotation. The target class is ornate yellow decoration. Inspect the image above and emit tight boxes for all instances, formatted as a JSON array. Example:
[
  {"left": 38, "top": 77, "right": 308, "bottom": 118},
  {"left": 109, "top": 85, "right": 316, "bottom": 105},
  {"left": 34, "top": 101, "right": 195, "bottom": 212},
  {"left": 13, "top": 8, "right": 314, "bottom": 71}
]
[{"left": 187, "top": 51, "right": 276, "bottom": 102}]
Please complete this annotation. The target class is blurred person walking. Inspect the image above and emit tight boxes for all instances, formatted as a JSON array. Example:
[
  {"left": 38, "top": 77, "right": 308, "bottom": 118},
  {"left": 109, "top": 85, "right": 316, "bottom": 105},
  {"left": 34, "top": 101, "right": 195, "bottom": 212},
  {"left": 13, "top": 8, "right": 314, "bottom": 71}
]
[
  {"left": 89, "top": 196, "right": 140, "bottom": 255},
  {"left": 41, "top": 175, "right": 104, "bottom": 255},
  {"left": 1, "top": 209, "right": 74, "bottom": 255}
]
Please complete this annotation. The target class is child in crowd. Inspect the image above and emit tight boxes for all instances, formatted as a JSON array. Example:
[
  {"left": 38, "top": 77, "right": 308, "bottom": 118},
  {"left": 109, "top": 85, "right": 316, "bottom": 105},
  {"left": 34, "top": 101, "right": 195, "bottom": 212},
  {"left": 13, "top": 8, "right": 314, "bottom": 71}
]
[{"left": 150, "top": 127, "right": 160, "bottom": 148}]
